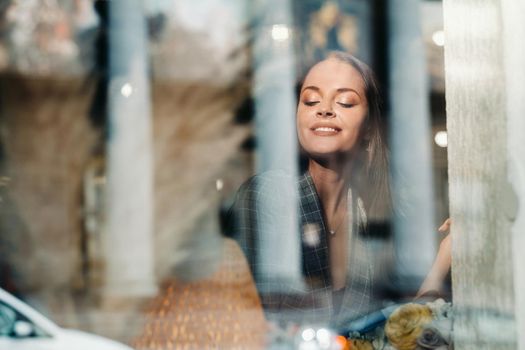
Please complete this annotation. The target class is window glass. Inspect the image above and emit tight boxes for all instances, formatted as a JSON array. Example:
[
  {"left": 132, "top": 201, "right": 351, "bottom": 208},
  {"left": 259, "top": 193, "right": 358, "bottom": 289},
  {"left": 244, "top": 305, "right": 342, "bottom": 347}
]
[{"left": 1, "top": 0, "right": 521, "bottom": 349}]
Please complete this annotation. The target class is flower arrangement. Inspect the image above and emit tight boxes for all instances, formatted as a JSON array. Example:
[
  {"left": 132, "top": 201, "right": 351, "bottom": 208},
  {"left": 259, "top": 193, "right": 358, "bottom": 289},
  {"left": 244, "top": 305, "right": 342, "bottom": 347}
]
[
  {"left": 385, "top": 303, "right": 434, "bottom": 349},
  {"left": 346, "top": 299, "right": 453, "bottom": 350},
  {"left": 348, "top": 339, "right": 374, "bottom": 350}
]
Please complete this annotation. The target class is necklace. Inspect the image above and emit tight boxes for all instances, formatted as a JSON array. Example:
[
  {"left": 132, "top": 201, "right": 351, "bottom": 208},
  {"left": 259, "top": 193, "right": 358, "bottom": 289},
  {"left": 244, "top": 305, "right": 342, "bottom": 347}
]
[
  {"left": 328, "top": 208, "right": 348, "bottom": 236},
  {"left": 309, "top": 170, "right": 349, "bottom": 237}
]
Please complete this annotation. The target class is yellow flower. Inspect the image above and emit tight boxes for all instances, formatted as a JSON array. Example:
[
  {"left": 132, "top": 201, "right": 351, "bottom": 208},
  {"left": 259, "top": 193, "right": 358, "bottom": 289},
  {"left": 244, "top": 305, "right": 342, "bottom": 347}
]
[
  {"left": 348, "top": 339, "right": 374, "bottom": 350},
  {"left": 385, "top": 303, "right": 433, "bottom": 350}
]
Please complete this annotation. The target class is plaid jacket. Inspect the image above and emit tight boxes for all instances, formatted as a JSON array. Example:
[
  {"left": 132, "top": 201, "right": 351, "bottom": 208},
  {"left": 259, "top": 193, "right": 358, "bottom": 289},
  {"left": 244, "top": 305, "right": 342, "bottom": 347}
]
[{"left": 227, "top": 170, "right": 387, "bottom": 327}]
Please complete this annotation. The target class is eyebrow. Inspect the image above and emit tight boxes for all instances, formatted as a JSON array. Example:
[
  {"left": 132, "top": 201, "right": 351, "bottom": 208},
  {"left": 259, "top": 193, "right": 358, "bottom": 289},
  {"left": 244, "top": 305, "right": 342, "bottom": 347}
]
[{"left": 301, "top": 86, "right": 362, "bottom": 98}]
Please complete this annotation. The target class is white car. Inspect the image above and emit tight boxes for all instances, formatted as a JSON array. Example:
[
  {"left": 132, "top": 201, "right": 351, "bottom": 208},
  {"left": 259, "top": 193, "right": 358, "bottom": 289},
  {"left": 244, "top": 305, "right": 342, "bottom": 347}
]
[{"left": 0, "top": 288, "right": 133, "bottom": 350}]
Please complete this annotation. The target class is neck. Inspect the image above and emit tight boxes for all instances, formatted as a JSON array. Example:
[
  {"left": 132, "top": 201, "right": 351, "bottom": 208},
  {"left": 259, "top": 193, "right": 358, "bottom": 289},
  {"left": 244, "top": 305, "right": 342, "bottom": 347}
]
[{"left": 308, "top": 158, "right": 353, "bottom": 215}]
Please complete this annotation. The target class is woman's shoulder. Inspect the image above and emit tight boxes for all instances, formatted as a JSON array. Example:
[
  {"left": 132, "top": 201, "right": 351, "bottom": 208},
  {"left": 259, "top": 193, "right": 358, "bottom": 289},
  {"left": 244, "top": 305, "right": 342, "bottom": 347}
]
[
  {"left": 226, "top": 170, "right": 301, "bottom": 238},
  {"left": 237, "top": 169, "right": 299, "bottom": 194},
  {"left": 231, "top": 170, "right": 304, "bottom": 214}
]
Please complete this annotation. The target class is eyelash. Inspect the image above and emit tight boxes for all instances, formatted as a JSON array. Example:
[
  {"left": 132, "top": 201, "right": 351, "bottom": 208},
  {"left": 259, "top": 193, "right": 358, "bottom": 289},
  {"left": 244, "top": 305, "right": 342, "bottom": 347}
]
[
  {"left": 302, "top": 101, "right": 354, "bottom": 108},
  {"left": 303, "top": 101, "right": 319, "bottom": 106}
]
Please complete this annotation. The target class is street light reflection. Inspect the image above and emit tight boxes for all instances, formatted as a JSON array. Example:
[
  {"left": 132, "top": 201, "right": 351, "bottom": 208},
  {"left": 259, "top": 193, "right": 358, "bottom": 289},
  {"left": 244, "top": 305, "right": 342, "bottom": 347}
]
[
  {"left": 432, "top": 30, "right": 445, "bottom": 46},
  {"left": 434, "top": 130, "right": 448, "bottom": 148},
  {"left": 271, "top": 24, "right": 291, "bottom": 42},
  {"left": 120, "top": 83, "right": 133, "bottom": 98}
]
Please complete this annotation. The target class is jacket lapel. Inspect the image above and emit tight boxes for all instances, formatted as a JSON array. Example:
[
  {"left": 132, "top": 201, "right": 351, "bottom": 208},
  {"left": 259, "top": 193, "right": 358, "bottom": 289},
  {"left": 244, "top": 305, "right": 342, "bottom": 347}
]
[
  {"left": 298, "top": 173, "right": 331, "bottom": 287},
  {"left": 335, "top": 191, "right": 373, "bottom": 325}
]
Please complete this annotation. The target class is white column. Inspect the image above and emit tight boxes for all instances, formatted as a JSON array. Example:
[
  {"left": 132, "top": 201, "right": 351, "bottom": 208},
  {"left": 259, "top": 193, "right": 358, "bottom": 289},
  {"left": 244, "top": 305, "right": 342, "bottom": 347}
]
[
  {"left": 251, "top": 0, "right": 302, "bottom": 293},
  {"left": 104, "top": 0, "right": 156, "bottom": 297},
  {"left": 502, "top": 1, "right": 525, "bottom": 348},
  {"left": 444, "top": 0, "right": 518, "bottom": 347},
  {"left": 388, "top": 0, "right": 436, "bottom": 292}
]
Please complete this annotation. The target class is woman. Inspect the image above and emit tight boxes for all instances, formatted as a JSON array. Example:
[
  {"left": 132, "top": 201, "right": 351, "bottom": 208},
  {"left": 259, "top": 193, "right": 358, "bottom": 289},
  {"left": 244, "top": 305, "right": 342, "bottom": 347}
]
[{"left": 228, "top": 51, "right": 450, "bottom": 327}]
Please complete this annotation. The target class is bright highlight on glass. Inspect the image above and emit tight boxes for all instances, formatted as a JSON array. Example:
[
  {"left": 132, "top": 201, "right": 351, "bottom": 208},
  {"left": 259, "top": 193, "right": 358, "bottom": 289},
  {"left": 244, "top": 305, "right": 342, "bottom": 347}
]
[
  {"left": 316, "top": 328, "right": 331, "bottom": 348},
  {"left": 434, "top": 130, "right": 448, "bottom": 148},
  {"left": 432, "top": 30, "right": 445, "bottom": 46},
  {"left": 271, "top": 24, "right": 291, "bottom": 42},
  {"left": 301, "top": 328, "right": 316, "bottom": 342},
  {"left": 215, "top": 179, "right": 224, "bottom": 191},
  {"left": 120, "top": 83, "right": 133, "bottom": 97}
]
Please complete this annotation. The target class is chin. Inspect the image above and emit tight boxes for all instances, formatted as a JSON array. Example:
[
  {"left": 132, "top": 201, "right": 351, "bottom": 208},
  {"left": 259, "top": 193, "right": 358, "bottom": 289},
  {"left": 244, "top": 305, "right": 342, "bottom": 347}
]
[
  {"left": 306, "top": 149, "right": 349, "bottom": 161},
  {"left": 308, "top": 148, "right": 340, "bottom": 157},
  {"left": 303, "top": 144, "right": 358, "bottom": 163},
  {"left": 304, "top": 142, "right": 353, "bottom": 155}
]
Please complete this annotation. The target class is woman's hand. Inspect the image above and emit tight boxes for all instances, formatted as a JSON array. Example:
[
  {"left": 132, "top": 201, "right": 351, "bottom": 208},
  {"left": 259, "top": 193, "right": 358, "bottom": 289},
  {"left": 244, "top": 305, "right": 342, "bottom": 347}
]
[
  {"left": 437, "top": 218, "right": 452, "bottom": 269},
  {"left": 416, "top": 218, "right": 452, "bottom": 298}
]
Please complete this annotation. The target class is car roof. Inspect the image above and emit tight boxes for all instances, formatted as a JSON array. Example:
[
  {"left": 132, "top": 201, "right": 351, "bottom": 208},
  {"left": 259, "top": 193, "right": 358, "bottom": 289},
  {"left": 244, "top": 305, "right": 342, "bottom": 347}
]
[{"left": 0, "top": 288, "right": 60, "bottom": 336}]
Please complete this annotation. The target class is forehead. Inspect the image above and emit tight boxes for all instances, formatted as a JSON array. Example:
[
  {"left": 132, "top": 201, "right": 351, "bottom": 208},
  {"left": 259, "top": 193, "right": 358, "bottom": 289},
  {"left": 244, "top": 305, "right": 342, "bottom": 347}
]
[{"left": 302, "top": 58, "right": 365, "bottom": 94}]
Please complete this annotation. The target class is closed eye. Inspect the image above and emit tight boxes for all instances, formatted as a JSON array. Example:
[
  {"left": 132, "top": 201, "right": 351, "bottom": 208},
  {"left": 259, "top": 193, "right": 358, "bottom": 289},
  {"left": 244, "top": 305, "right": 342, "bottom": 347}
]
[
  {"left": 337, "top": 102, "right": 354, "bottom": 108},
  {"left": 303, "top": 101, "right": 319, "bottom": 106}
]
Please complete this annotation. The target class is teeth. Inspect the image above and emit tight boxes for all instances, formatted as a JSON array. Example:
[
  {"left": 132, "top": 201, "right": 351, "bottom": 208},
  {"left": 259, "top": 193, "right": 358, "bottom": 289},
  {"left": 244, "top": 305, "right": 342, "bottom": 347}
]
[{"left": 315, "top": 127, "right": 337, "bottom": 132}]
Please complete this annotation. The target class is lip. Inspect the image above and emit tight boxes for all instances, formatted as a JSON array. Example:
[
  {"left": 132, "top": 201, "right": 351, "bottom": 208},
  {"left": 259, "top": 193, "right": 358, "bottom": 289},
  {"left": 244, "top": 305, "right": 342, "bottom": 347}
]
[{"left": 310, "top": 123, "right": 341, "bottom": 136}]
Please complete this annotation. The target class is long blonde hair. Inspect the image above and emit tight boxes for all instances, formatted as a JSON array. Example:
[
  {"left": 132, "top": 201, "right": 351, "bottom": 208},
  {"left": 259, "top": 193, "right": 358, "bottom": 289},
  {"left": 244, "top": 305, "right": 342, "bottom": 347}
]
[{"left": 299, "top": 51, "right": 392, "bottom": 234}]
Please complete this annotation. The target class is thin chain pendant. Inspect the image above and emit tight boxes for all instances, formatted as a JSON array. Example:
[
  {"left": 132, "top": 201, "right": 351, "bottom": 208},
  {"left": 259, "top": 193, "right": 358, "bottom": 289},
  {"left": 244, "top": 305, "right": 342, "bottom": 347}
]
[{"left": 329, "top": 230, "right": 336, "bottom": 236}]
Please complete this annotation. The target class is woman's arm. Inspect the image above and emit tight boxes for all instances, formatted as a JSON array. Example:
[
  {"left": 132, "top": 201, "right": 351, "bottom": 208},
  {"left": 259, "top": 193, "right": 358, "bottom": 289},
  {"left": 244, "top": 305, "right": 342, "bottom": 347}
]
[{"left": 416, "top": 218, "right": 452, "bottom": 298}]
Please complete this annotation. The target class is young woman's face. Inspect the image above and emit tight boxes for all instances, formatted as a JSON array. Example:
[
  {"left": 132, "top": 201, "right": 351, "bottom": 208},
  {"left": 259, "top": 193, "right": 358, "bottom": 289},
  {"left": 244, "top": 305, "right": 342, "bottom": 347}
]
[{"left": 297, "top": 58, "right": 368, "bottom": 160}]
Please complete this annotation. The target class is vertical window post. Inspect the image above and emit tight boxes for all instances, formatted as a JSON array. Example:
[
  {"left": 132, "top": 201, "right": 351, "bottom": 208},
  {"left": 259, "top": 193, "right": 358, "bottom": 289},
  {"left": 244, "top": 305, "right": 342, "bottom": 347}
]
[{"left": 105, "top": 0, "right": 156, "bottom": 297}]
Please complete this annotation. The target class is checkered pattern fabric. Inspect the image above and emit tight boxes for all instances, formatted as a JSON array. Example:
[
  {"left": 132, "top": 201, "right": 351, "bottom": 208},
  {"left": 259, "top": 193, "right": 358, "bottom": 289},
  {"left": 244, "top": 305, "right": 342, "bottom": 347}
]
[{"left": 227, "top": 170, "right": 382, "bottom": 327}]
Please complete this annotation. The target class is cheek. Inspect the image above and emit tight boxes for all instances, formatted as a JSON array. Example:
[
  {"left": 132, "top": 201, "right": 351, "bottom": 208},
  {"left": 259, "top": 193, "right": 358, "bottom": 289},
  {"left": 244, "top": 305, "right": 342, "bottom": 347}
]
[
  {"left": 296, "top": 123, "right": 308, "bottom": 146},
  {"left": 340, "top": 113, "right": 367, "bottom": 145},
  {"left": 296, "top": 111, "right": 304, "bottom": 143},
  {"left": 296, "top": 117, "right": 312, "bottom": 150},
  {"left": 342, "top": 108, "right": 367, "bottom": 129},
  {"left": 296, "top": 108, "right": 308, "bottom": 129}
]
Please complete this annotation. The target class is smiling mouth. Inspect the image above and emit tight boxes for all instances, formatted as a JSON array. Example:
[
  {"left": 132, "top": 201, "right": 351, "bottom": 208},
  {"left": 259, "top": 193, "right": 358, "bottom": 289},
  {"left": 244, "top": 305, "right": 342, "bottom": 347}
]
[
  {"left": 311, "top": 126, "right": 341, "bottom": 136},
  {"left": 314, "top": 127, "right": 338, "bottom": 132}
]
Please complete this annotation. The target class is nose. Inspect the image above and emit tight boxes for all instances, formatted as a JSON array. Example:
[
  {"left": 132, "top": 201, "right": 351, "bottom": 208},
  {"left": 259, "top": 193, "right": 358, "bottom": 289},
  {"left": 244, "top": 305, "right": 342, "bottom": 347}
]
[{"left": 316, "top": 107, "right": 335, "bottom": 118}]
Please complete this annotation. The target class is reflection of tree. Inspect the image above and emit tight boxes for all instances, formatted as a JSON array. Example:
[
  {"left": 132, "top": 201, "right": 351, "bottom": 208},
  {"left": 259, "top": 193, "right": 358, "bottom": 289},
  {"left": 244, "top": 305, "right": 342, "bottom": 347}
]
[
  {"left": 0, "top": 175, "right": 32, "bottom": 295},
  {"left": 151, "top": 77, "right": 252, "bottom": 280},
  {"left": 0, "top": 0, "right": 248, "bottom": 83},
  {"left": 0, "top": 1, "right": 188, "bottom": 78},
  {"left": 140, "top": 5, "right": 254, "bottom": 281},
  {"left": 0, "top": 2, "right": 10, "bottom": 68},
  {"left": 0, "top": 0, "right": 98, "bottom": 76},
  {"left": 0, "top": 77, "right": 97, "bottom": 292},
  {"left": 150, "top": 18, "right": 248, "bottom": 85}
]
